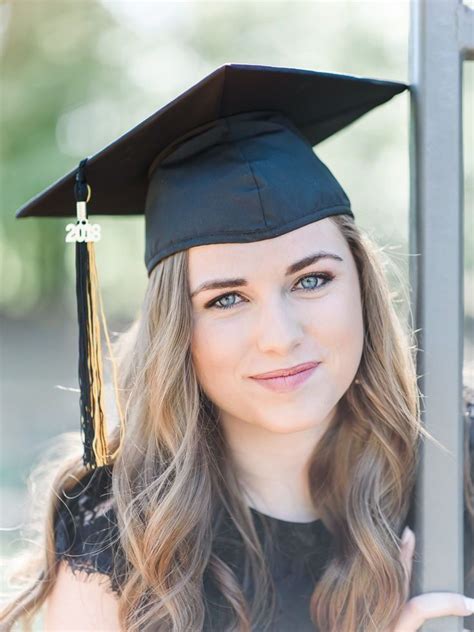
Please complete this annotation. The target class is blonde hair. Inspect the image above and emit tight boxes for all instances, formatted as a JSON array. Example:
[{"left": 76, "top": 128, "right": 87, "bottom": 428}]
[{"left": 0, "top": 213, "right": 468, "bottom": 631}]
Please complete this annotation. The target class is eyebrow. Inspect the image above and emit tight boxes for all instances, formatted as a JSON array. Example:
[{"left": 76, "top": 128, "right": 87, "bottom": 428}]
[{"left": 190, "top": 251, "right": 344, "bottom": 298}]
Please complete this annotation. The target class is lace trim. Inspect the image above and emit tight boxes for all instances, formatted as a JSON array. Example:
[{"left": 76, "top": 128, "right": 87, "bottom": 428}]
[{"left": 54, "top": 465, "right": 125, "bottom": 595}]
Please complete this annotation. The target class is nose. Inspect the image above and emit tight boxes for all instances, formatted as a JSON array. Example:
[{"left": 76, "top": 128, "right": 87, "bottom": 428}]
[{"left": 253, "top": 293, "right": 305, "bottom": 354}]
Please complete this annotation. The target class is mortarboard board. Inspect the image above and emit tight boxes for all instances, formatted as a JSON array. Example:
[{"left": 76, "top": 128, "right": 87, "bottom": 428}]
[{"left": 14, "top": 63, "right": 409, "bottom": 470}]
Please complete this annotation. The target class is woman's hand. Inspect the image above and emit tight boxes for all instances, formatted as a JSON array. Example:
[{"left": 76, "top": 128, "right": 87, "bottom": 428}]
[{"left": 388, "top": 526, "right": 474, "bottom": 631}]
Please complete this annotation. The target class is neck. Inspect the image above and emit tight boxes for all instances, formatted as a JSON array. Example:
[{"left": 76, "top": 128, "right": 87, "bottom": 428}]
[{"left": 220, "top": 411, "right": 332, "bottom": 522}]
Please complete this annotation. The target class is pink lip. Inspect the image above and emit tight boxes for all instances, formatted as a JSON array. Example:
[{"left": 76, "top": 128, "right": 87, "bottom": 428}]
[
  {"left": 250, "top": 361, "right": 319, "bottom": 379},
  {"left": 249, "top": 362, "right": 320, "bottom": 393}
]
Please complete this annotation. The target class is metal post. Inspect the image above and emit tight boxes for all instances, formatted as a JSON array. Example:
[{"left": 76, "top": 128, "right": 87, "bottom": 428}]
[{"left": 408, "top": 0, "right": 474, "bottom": 630}]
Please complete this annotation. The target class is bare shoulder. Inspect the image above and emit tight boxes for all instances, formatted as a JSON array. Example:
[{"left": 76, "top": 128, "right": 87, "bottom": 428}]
[{"left": 44, "top": 561, "right": 122, "bottom": 631}]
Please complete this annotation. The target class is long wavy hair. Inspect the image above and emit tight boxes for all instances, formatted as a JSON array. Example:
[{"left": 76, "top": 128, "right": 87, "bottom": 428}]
[{"left": 1, "top": 213, "right": 470, "bottom": 631}]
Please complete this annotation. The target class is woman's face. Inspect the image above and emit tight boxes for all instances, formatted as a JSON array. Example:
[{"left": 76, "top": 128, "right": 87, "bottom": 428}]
[{"left": 189, "top": 218, "right": 364, "bottom": 434}]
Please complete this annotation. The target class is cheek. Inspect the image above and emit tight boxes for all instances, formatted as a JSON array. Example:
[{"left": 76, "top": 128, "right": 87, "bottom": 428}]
[
  {"left": 308, "top": 284, "right": 364, "bottom": 376},
  {"left": 191, "top": 315, "right": 245, "bottom": 396}
]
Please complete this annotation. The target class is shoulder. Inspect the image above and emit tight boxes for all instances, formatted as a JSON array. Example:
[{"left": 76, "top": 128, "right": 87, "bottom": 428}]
[
  {"left": 54, "top": 464, "right": 125, "bottom": 595},
  {"left": 45, "top": 560, "right": 122, "bottom": 631}
]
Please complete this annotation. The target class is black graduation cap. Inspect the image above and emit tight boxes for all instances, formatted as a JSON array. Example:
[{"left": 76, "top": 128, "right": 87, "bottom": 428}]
[{"left": 15, "top": 63, "right": 409, "bottom": 470}]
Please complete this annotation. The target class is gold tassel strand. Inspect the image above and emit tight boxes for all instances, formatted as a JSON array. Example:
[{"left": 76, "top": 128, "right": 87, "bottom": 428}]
[
  {"left": 88, "top": 241, "right": 125, "bottom": 462},
  {"left": 85, "top": 239, "right": 109, "bottom": 466}
]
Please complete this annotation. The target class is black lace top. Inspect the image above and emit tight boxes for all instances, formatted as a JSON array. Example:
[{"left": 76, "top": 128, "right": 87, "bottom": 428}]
[
  {"left": 53, "top": 386, "right": 474, "bottom": 630},
  {"left": 54, "top": 464, "right": 335, "bottom": 631}
]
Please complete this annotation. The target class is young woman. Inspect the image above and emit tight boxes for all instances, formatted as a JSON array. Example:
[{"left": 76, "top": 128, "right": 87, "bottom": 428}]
[{"left": 1, "top": 64, "right": 473, "bottom": 631}]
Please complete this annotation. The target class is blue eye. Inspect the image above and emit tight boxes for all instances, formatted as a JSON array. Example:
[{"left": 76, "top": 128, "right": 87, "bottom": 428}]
[{"left": 206, "top": 272, "right": 334, "bottom": 311}]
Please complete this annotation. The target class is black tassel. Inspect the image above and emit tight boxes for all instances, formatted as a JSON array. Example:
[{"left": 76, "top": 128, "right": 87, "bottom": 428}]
[{"left": 75, "top": 229, "right": 96, "bottom": 467}]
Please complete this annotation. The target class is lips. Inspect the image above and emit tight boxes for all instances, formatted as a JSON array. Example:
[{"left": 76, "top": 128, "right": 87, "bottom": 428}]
[
  {"left": 249, "top": 362, "right": 320, "bottom": 393},
  {"left": 250, "top": 361, "right": 320, "bottom": 379}
]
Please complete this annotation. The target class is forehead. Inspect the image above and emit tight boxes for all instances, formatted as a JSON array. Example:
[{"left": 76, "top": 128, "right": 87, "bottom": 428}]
[{"left": 187, "top": 218, "right": 346, "bottom": 275}]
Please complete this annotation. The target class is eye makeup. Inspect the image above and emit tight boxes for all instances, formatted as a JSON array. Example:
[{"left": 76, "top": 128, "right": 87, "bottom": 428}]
[{"left": 204, "top": 271, "right": 335, "bottom": 311}]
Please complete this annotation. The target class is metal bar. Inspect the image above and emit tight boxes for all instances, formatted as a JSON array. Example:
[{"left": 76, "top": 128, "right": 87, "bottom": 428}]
[{"left": 408, "top": 0, "right": 466, "bottom": 630}]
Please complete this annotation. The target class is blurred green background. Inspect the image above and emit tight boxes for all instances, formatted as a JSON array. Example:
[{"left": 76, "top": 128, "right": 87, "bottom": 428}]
[{"left": 0, "top": 0, "right": 472, "bottom": 622}]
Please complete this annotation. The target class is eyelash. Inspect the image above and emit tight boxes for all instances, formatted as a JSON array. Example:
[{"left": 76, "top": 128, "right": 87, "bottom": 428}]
[{"left": 205, "top": 272, "right": 335, "bottom": 311}]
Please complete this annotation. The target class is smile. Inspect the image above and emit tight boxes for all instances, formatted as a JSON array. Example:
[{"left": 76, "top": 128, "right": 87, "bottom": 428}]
[{"left": 249, "top": 364, "right": 320, "bottom": 393}]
